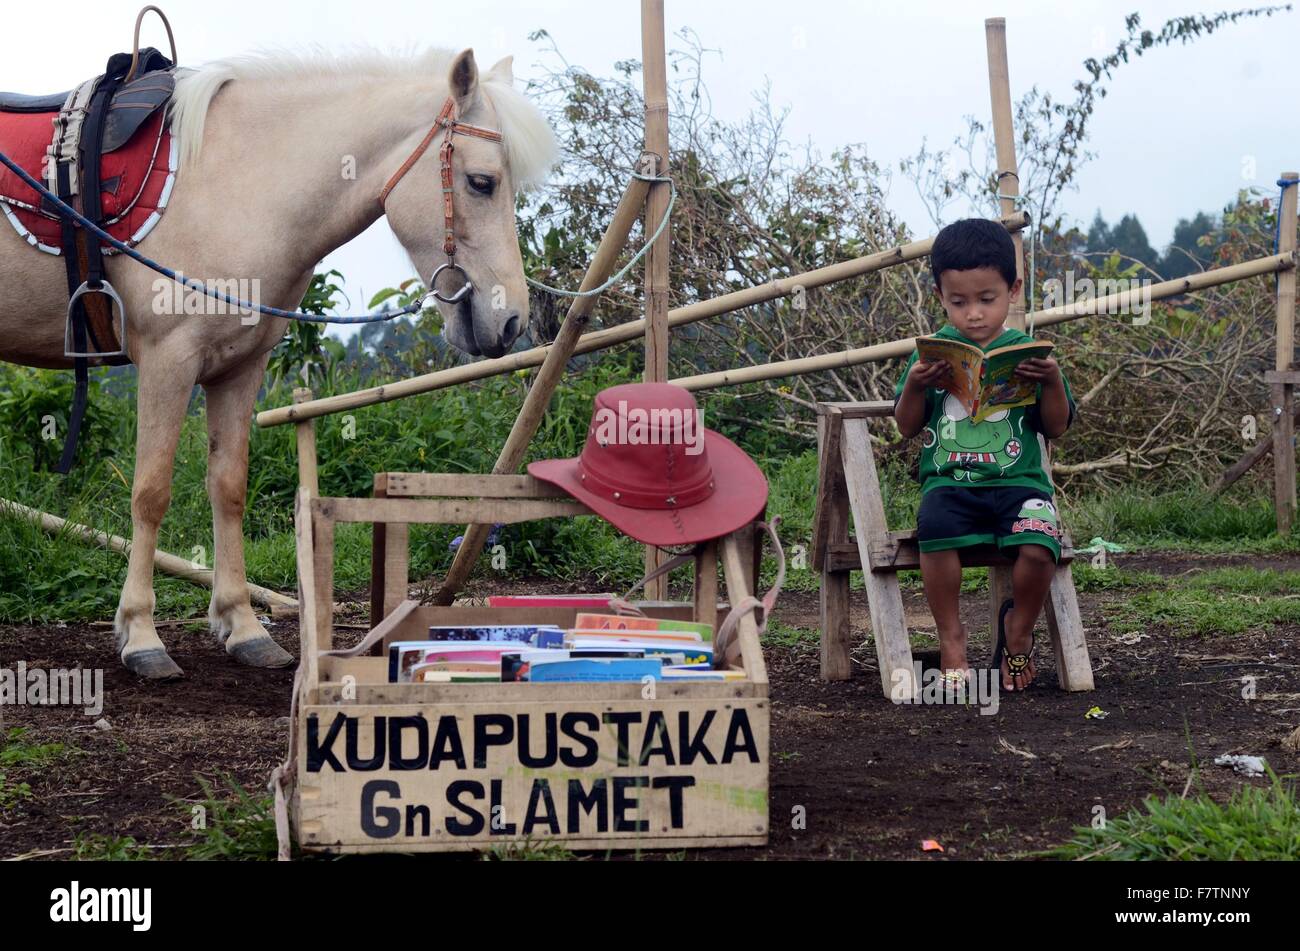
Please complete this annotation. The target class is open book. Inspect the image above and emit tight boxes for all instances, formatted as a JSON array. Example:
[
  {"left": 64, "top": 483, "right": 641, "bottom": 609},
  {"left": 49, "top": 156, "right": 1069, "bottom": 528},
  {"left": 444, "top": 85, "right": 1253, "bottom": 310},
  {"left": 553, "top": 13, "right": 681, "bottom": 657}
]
[{"left": 915, "top": 336, "right": 1054, "bottom": 423}]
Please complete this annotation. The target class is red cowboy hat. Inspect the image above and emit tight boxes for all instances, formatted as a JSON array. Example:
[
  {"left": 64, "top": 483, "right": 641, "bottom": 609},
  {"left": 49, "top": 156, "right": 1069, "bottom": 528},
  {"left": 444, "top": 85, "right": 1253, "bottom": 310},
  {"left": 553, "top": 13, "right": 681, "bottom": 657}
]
[{"left": 527, "top": 383, "right": 768, "bottom": 546}]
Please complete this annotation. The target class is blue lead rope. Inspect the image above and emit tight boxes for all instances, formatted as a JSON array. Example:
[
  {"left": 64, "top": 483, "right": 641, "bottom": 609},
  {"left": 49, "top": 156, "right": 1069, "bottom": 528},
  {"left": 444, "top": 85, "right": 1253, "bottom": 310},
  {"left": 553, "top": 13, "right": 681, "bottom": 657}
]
[
  {"left": 0, "top": 147, "right": 418, "bottom": 324},
  {"left": 1, "top": 147, "right": 675, "bottom": 324}
]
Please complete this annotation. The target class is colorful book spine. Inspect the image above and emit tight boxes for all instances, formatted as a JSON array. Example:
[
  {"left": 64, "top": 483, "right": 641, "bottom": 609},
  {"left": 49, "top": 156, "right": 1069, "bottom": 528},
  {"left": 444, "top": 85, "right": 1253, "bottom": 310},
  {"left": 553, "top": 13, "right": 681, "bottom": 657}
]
[
  {"left": 573, "top": 613, "right": 714, "bottom": 641},
  {"left": 526, "top": 658, "right": 663, "bottom": 683}
]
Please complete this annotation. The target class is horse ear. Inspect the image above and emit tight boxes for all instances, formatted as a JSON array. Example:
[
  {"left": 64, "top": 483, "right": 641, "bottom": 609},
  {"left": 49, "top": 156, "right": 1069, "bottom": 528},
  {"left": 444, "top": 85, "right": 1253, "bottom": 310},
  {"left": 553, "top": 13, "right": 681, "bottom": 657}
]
[
  {"left": 448, "top": 48, "right": 480, "bottom": 108},
  {"left": 485, "top": 55, "right": 514, "bottom": 85}
]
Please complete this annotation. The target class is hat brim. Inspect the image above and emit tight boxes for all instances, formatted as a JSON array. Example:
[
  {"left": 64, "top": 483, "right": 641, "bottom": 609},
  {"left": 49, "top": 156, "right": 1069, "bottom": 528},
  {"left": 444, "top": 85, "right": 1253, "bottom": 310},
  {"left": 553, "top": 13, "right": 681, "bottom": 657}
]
[{"left": 527, "top": 430, "right": 769, "bottom": 546}]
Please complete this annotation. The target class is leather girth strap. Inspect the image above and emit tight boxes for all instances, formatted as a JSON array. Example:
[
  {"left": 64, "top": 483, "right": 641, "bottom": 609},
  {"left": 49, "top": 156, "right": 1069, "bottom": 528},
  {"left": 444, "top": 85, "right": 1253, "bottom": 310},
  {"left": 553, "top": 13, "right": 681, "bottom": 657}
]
[{"left": 53, "top": 48, "right": 171, "bottom": 474}]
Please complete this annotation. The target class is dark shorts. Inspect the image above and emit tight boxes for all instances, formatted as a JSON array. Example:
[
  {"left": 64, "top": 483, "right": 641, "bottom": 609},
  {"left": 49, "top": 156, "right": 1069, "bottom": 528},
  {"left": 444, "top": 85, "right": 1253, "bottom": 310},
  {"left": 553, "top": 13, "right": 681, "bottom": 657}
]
[{"left": 917, "top": 485, "right": 1063, "bottom": 563}]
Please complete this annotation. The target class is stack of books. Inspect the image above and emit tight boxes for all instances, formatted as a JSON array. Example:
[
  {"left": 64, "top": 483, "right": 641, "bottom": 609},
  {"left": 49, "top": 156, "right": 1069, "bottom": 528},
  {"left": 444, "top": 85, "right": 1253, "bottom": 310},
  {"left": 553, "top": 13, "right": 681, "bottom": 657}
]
[{"left": 386, "top": 604, "right": 740, "bottom": 684}]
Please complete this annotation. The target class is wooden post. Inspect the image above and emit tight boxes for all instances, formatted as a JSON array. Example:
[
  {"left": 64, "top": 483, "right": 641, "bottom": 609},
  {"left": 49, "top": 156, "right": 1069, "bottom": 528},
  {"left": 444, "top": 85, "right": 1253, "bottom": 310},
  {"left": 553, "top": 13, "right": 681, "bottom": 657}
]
[
  {"left": 293, "top": 387, "right": 318, "bottom": 498},
  {"left": 814, "top": 409, "right": 854, "bottom": 681},
  {"left": 693, "top": 538, "right": 718, "bottom": 633},
  {"left": 369, "top": 473, "right": 409, "bottom": 629},
  {"left": 431, "top": 176, "right": 654, "bottom": 604},
  {"left": 1273, "top": 172, "right": 1298, "bottom": 534},
  {"left": 985, "top": 17, "right": 1026, "bottom": 332},
  {"left": 642, "top": 0, "right": 672, "bottom": 601},
  {"left": 839, "top": 417, "right": 916, "bottom": 700}
]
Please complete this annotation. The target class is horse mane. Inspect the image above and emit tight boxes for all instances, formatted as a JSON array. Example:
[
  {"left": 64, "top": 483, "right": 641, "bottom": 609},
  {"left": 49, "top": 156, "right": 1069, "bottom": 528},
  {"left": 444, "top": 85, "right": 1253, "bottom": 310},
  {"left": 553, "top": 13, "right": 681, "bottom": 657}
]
[{"left": 168, "top": 47, "right": 557, "bottom": 189}]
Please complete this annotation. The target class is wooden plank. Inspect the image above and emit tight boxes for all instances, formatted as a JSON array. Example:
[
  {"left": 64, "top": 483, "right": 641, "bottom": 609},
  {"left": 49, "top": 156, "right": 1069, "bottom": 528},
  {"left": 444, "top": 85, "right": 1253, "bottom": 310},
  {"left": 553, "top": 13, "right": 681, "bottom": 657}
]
[
  {"left": 818, "top": 400, "right": 895, "bottom": 420},
  {"left": 312, "top": 506, "right": 334, "bottom": 653},
  {"left": 382, "top": 522, "right": 409, "bottom": 624},
  {"left": 815, "top": 408, "right": 854, "bottom": 680},
  {"left": 811, "top": 408, "right": 845, "bottom": 573},
  {"left": 294, "top": 486, "right": 320, "bottom": 690},
  {"left": 384, "top": 473, "right": 572, "bottom": 499},
  {"left": 315, "top": 496, "right": 590, "bottom": 525},
  {"left": 295, "top": 697, "right": 768, "bottom": 852},
  {"left": 300, "top": 835, "right": 768, "bottom": 855},
  {"left": 1044, "top": 562, "right": 1095, "bottom": 691},
  {"left": 1273, "top": 382, "right": 1296, "bottom": 534},
  {"left": 819, "top": 565, "right": 853, "bottom": 682},
  {"left": 839, "top": 418, "right": 915, "bottom": 699},
  {"left": 859, "top": 534, "right": 1075, "bottom": 572},
  {"left": 294, "top": 388, "right": 319, "bottom": 498},
  {"left": 694, "top": 539, "right": 718, "bottom": 634},
  {"left": 369, "top": 473, "right": 388, "bottom": 629},
  {"left": 1264, "top": 370, "right": 1300, "bottom": 385},
  {"left": 720, "top": 532, "right": 769, "bottom": 684},
  {"left": 313, "top": 663, "right": 767, "bottom": 704}
]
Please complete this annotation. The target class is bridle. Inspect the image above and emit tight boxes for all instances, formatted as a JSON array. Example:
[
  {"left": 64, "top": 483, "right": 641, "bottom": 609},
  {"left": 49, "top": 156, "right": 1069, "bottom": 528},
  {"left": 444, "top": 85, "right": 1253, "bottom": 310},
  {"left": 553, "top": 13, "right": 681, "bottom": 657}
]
[{"left": 378, "top": 95, "right": 503, "bottom": 304}]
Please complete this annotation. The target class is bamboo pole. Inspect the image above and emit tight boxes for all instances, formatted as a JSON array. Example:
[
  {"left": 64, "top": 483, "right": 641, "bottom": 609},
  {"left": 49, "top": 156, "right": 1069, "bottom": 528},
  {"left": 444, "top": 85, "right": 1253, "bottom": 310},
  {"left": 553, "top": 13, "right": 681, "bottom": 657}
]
[
  {"left": 641, "top": 0, "right": 671, "bottom": 599},
  {"left": 254, "top": 213, "right": 1031, "bottom": 428},
  {"left": 985, "top": 17, "right": 1026, "bottom": 332},
  {"left": 429, "top": 176, "right": 654, "bottom": 604},
  {"left": 1273, "top": 171, "right": 1298, "bottom": 533},
  {"left": 670, "top": 251, "right": 1298, "bottom": 392},
  {"left": 0, "top": 496, "right": 298, "bottom": 609}
]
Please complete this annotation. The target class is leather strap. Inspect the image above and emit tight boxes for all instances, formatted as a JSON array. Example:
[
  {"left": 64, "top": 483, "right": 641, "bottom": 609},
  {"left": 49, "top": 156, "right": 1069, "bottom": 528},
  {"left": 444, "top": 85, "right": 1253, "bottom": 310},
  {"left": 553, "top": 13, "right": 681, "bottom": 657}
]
[{"left": 377, "top": 95, "right": 502, "bottom": 262}]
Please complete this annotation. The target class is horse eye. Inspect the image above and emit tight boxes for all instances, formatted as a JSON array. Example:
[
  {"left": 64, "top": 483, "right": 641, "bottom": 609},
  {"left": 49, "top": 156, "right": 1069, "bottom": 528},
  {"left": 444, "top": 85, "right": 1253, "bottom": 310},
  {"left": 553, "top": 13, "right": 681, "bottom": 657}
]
[{"left": 467, "top": 175, "right": 496, "bottom": 196}]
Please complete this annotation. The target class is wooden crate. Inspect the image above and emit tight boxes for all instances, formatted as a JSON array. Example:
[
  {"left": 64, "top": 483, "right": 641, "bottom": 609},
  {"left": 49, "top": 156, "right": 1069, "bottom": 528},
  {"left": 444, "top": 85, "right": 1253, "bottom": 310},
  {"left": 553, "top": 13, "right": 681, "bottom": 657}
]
[{"left": 286, "top": 474, "right": 770, "bottom": 854}]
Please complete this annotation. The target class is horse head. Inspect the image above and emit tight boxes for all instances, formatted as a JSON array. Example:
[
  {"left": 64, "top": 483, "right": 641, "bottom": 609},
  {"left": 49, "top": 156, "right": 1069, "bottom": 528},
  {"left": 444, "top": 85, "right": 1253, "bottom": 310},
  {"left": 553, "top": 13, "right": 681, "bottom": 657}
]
[{"left": 383, "top": 49, "right": 555, "bottom": 359}]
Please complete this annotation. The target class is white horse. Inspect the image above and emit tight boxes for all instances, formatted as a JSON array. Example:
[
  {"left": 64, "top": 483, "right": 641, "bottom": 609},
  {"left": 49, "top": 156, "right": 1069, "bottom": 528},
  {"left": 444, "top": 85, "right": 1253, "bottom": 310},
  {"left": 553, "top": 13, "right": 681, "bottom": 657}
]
[{"left": 0, "top": 47, "right": 557, "bottom": 678}]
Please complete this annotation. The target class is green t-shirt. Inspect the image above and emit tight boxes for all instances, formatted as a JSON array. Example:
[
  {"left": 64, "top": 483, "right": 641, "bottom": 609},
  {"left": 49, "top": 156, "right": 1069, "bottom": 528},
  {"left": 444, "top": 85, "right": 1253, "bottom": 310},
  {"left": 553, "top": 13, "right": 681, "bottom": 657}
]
[{"left": 892, "top": 323, "right": 1077, "bottom": 495}]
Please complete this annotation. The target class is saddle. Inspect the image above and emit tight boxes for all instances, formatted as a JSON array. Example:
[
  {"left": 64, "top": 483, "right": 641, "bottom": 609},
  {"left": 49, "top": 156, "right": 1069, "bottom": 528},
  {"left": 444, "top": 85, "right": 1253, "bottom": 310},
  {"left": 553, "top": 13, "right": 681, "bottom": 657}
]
[{"left": 0, "top": 13, "right": 178, "bottom": 474}]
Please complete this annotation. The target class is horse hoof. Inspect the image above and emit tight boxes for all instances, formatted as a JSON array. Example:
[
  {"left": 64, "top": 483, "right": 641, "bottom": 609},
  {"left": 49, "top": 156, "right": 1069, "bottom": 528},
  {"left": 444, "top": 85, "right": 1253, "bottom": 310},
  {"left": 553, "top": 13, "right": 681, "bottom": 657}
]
[
  {"left": 123, "top": 649, "right": 184, "bottom": 681},
  {"left": 227, "top": 636, "right": 294, "bottom": 669}
]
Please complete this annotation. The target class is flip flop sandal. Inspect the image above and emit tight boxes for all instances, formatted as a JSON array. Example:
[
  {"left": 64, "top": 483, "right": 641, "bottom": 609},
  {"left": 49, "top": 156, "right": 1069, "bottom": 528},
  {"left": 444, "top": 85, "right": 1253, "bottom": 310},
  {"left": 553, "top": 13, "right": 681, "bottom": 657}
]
[
  {"left": 941, "top": 665, "right": 972, "bottom": 701},
  {"left": 992, "top": 597, "right": 1035, "bottom": 690}
]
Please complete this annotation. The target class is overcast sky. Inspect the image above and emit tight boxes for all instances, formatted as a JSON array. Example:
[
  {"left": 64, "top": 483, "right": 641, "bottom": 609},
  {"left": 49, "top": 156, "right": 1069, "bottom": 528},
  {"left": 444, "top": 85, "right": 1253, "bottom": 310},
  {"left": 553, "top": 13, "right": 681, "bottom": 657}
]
[{"left": 5, "top": 0, "right": 1296, "bottom": 334}]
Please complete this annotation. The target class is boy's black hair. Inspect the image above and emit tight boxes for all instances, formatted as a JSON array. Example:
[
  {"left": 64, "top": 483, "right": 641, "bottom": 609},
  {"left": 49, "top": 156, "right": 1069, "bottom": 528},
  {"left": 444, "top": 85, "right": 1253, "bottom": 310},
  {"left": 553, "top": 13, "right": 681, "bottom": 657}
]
[{"left": 929, "top": 218, "right": 1018, "bottom": 292}]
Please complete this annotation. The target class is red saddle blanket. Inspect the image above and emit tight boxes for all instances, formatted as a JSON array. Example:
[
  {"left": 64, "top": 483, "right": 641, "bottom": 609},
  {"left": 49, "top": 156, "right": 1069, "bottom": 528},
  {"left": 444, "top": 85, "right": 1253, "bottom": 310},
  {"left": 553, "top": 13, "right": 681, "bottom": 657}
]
[{"left": 0, "top": 107, "right": 176, "bottom": 254}]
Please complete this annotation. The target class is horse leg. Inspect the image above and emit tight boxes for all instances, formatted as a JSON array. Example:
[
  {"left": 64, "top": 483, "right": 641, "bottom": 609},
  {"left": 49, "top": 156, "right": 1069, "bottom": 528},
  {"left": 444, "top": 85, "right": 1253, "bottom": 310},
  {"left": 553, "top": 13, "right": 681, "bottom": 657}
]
[
  {"left": 202, "top": 356, "right": 293, "bottom": 668},
  {"left": 114, "top": 361, "right": 195, "bottom": 680}
]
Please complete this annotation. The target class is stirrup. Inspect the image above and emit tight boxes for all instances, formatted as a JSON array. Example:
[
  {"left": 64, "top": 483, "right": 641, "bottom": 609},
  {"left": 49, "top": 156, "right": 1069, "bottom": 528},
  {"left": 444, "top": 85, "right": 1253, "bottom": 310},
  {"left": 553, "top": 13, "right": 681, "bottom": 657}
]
[{"left": 65, "top": 280, "right": 128, "bottom": 358}]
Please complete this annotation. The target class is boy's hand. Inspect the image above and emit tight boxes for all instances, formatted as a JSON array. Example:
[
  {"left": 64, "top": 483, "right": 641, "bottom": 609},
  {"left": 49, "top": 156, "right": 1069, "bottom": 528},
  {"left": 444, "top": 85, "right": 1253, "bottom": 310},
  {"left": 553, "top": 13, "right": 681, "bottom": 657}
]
[
  {"left": 1014, "top": 356, "right": 1061, "bottom": 386},
  {"left": 907, "top": 358, "right": 952, "bottom": 391}
]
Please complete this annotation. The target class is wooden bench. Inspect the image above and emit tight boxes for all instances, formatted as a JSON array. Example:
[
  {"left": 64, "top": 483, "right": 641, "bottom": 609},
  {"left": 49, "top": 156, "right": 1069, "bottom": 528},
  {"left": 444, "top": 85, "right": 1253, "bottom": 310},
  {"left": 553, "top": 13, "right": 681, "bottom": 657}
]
[{"left": 812, "top": 400, "right": 1093, "bottom": 699}]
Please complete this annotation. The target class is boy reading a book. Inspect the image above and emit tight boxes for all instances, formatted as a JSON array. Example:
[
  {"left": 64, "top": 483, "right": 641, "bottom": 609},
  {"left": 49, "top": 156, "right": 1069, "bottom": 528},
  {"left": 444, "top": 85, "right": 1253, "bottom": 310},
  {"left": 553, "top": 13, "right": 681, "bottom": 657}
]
[{"left": 893, "top": 218, "right": 1077, "bottom": 693}]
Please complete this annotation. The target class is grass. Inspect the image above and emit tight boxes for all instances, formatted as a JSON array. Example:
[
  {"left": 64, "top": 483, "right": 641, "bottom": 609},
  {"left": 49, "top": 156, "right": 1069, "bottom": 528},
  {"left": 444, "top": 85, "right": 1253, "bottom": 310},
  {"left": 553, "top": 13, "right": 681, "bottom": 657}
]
[
  {"left": 1046, "top": 773, "right": 1300, "bottom": 860},
  {"left": 0, "top": 727, "right": 76, "bottom": 813},
  {"left": 1103, "top": 567, "right": 1300, "bottom": 636},
  {"left": 484, "top": 838, "right": 579, "bottom": 861},
  {"left": 762, "top": 619, "right": 819, "bottom": 649}
]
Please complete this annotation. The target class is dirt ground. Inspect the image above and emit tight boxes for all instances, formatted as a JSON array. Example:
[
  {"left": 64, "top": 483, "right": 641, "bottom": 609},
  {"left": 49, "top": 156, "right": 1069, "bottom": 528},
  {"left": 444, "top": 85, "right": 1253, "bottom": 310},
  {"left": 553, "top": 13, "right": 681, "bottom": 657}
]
[{"left": 1, "top": 550, "right": 1298, "bottom": 860}]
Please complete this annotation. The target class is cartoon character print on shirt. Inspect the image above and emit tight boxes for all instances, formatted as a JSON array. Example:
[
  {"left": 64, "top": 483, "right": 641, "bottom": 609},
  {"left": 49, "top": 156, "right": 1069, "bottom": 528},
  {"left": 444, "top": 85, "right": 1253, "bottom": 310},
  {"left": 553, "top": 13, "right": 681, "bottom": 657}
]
[
  {"left": 1011, "top": 497, "right": 1060, "bottom": 538},
  {"left": 921, "top": 393, "right": 1025, "bottom": 483}
]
